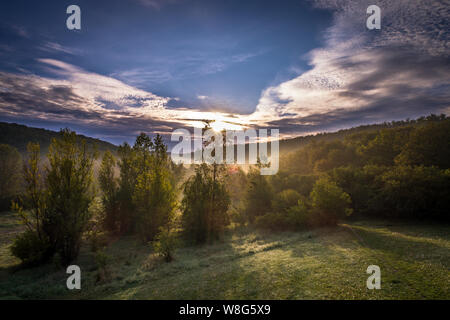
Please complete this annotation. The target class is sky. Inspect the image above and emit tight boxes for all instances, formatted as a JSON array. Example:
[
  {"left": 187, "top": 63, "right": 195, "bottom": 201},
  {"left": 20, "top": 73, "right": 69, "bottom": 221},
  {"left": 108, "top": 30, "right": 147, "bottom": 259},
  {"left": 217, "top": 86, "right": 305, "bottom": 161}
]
[{"left": 0, "top": 0, "right": 448, "bottom": 145}]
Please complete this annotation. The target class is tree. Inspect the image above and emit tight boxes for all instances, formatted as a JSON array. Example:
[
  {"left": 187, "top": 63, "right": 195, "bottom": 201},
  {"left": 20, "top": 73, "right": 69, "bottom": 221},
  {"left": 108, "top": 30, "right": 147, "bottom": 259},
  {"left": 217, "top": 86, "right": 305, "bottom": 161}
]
[
  {"left": 309, "top": 177, "right": 352, "bottom": 226},
  {"left": 378, "top": 165, "right": 450, "bottom": 220},
  {"left": 133, "top": 134, "right": 176, "bottom": 242},
  {"left": 116, "top": 142, "right": 138, "bottom": 234},
  {"left": 45, "top": 129, "right": 97, "bottom": 265},
  {"left": 395, "top": 120, "right": 450, "bottom": 168},
  {"left": 99, "top": 150, "right": 119, "bottom": 233},
  {"left": 11, "top": 143, "right": 51, "bottom": 265},
  {"left": 244, "top": 162, "right": 274, "bottom": 223},
  {"left": 0, "top": 144, "right": 22, "bottom": 210},
  {"left": 181, "top": 163, "right": 230, "bottom": 243}
]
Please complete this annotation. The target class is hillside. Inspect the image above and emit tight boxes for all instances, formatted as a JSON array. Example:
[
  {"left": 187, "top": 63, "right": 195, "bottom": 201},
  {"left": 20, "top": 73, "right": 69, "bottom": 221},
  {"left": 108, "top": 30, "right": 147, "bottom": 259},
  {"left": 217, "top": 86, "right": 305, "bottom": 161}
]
[
  {"left": 0, "top": 122, "right": 117, "bottom": 155},
  {"left": 278, "top": 114, "right": 448, "bottom": 154}
]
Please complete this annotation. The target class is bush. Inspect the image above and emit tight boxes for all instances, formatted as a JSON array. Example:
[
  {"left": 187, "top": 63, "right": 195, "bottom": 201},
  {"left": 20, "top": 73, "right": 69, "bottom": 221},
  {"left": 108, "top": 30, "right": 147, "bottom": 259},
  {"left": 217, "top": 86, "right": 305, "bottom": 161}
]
[
  {"left": 0, "top": 144, "right": 22, "bottom": 210},
  {"left": 95, "top": 250, "right": 112, "bottom": 283},
  {"left": 286, "top": 200, "right": 310, "bottom": 228},
  {"left": 272, "top": 189, "right": 302, "bottom": 214},
  {"left": 255, "top": 212, "right": 288, "bottom": 231},
  {"left": 309, "top": 177, "right": 353, "bottom": 226},
  {"left": 228, "top": 205, "right": 247, "bottom": 227},
  {"left": 153, "top": 226, "right": 179, "bottom": 262},
  {"left": 11, "top": 230, "right": 50, "bottom": 266},
  {"left": 256, "top": 199, "right": 310, "bottom": 231}
]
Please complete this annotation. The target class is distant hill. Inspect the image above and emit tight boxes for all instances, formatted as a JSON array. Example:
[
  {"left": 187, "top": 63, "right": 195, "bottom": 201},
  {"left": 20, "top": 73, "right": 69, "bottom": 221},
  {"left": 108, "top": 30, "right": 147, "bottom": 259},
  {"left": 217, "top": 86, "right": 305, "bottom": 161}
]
[
  {"left": 278, "top": 114, "right": 448, "bottom": 154},
  {"left": 0, "top": 122, "right": 117, "bottom": 155}
]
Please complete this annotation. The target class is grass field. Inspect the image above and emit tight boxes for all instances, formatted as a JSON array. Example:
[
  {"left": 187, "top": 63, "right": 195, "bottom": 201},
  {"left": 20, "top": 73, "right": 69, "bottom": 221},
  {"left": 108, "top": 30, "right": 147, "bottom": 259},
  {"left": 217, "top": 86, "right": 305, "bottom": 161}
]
[{"left": 0, "top": 211, "right": 448, "bottom": 300}]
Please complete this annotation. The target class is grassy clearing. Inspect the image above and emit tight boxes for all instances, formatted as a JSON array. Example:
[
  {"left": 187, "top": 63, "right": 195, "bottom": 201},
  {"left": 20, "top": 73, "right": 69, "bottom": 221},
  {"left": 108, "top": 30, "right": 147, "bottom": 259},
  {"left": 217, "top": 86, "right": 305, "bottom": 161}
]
[{"left": 0, "top": 211, "right": 448, "bottom": 300}]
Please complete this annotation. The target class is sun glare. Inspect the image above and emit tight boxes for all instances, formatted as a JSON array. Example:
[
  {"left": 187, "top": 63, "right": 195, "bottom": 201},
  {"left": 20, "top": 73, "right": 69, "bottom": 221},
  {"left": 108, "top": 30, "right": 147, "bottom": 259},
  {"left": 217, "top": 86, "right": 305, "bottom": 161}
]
[{"left": 210, "top": 120, "right": 243, "bottom": 132}]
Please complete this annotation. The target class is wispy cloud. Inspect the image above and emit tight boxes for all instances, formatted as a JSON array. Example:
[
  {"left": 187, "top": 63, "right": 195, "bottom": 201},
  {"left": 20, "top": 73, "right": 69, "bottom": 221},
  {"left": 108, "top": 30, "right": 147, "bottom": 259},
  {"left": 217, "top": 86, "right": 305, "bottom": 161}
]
[
  {"left": 112, "top": 50, "right": 263, "bottom": 87},
  {"left": 248, "top": 0, "right": 450, "bottom": 133},
  {"left": 39, "top": 42, "right": 83, "bottom": 55},
  {"left": 136, "top": 0, "right": 184, "bottom": 10}
]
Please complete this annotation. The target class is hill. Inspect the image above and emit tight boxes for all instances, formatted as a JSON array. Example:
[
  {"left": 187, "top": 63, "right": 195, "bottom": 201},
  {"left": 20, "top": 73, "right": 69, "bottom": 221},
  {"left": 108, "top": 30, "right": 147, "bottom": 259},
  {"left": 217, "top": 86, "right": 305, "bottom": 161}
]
[
  {"left": 0, "top": 122, "right": 117, "bottom": 155},
  {"left": 278, "top": 114, "right": 448, "bottom": 154}
]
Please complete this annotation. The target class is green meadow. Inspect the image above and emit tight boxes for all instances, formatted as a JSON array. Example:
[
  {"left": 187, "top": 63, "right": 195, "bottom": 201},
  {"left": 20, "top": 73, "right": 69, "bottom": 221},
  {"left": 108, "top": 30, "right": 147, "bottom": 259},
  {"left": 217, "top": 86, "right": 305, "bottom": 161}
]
[{"left": 1, "top": 211, "right": 448, "bottom": 300}]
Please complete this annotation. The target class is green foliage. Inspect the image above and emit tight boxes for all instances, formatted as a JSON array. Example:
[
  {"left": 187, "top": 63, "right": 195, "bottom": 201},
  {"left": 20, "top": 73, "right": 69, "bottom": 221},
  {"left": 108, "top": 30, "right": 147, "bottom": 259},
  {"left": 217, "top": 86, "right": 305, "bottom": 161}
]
[
  {"left": 44, "top": 129, "right": 97, "bottom": 265},
  {"left": 378, "top": 166, "right": 450, "bottom": 220},
  {"left": 10, "top": 230, "right": 50, "bottom": 266},
  {"left": 270, "top": 172, "right": 317, "bottom": 197},
  {"left": 0, "top": 121, "right": 117, "bottom": 155},
  {"left": 395, "top": 119, "right": 450, "bottom": 168},
  {"left": 329, "top": 165, "right": 385, "bottom": 216},
  {"left": 271, "top": 189, "right": 302, "bottom": 214},
  {"left": 255, "top": 199, "right": 310, "bottom": 231},
  {"left": 309, "top": 177, "right": 353, "bottom": 226},
  {"left": 133, "top": 134, "right": 176, "bottom": 242},
  {"left": 244, "top": 165, "right": 273, "bottom": 223},
  {"left": 181, "top": 163, "right": 230, "bottom": 244},
  {"left": 153, "top": 226, "right": 179, "bottom": 262},
  {"left": 99, "top": 150, "right": 120, "bottom": 233},
  {"left": 86, "top": 198, "right": 109, "bottom": 252},
  {"left": 357, "top": 127, "right": 411, "bottom": 166},
  {"left": 116, "top": 143, "right": 138, "bottom": 234},
  {"left": 310, "top": 140, "right": 359, "bottom": 172},
  {"left": 94, "top": 249, "right": 112, "bottom": 283},
  {"left": 285, "top": 200, "right": 310, "bottom": 228},
  {"left": 10, "top": 143, "right": 52, "bottom": 264},
  {"left": 0, "top": 144, "right": 22, "bottom": 211}
]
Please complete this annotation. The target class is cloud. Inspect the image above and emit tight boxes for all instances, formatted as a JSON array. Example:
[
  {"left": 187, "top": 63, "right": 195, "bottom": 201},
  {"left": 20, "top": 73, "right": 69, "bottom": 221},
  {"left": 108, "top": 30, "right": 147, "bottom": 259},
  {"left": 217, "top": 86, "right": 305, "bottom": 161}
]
[
  {"left": 112, "top": 51, "right": 263, "bottom": 87},
  {"left": 136, "top": 0, "right": 184, "bottom": 10},
  {"left": 39, "top": 42, "right": 83, "bottom": 55},
  {"left": 0, "top": 59, "right": 249, "bottom": 143},
  {"left": 248, "top": 0, "right": 450, "bottom": 134}
]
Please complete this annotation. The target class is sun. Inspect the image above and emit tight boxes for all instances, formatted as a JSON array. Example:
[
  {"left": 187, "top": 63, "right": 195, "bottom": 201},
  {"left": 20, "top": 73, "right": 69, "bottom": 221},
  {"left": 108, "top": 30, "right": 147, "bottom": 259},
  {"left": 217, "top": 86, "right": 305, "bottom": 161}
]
[{"left": 210, "top": 120, "right": 244, "bottom": 132}]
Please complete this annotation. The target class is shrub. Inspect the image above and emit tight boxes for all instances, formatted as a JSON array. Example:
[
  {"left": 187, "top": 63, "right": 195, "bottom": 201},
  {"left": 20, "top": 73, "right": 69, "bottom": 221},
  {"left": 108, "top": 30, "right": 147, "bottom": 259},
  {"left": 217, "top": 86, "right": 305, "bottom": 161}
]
[
  {"left": 95, "top": 250, "right": 112, "bottom": 283},
  {"left": 10, "top": 230, "right": 50, "bottom": 266},
  {"left": 153, "top": 226, "right": 179, "bottom": 262},
  {"left": 0, "top": 144, "right": 22, "bottom": 211},
  {"left": 309, "top": 177, "right": 353, "bottom": 226},
  {"left": 286, "top": 200, "right": 310, "bottom": 228},
  {"left": 256, "top": 199, "right": 310, "bottom": 231},
  {"left": 272, "top": 189, "right": 302, "bottom": 214}
]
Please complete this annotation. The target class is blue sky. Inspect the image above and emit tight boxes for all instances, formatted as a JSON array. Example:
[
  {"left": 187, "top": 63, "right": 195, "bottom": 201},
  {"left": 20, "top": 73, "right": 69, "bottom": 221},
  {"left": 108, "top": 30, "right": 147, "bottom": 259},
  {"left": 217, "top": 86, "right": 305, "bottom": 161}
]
[{"left": 0, "top": 0, "right": 448, "bottom": 145}]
